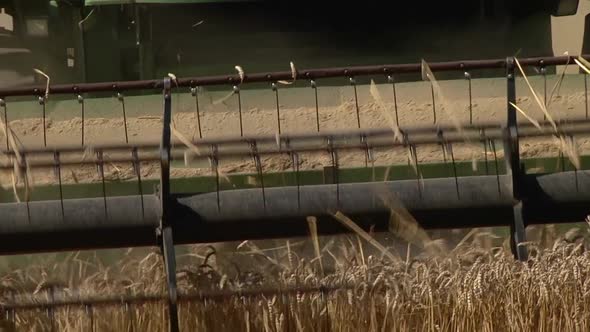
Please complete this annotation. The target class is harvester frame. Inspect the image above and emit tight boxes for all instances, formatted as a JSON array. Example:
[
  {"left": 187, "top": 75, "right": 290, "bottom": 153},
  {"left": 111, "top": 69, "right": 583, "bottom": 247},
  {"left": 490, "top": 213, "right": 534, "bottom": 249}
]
[{"left": 1, "top": 54, "right": 590, "bottom": 331}]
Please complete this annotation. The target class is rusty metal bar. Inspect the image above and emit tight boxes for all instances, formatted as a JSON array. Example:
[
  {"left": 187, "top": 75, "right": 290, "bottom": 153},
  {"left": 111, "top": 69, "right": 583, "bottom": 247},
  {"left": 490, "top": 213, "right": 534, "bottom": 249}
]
[
  {"left": 0, "top": 55, "right": 586, "bottom": 98},
  {"left": 1, "top": 285, "right": 353, "bottom": 311}
]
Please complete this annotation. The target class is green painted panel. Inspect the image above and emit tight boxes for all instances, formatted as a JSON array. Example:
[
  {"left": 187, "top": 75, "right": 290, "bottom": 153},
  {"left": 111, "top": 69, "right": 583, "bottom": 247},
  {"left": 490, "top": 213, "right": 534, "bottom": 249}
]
[{"left": 3, "top": 155, "right": 589, "bottom": 203}]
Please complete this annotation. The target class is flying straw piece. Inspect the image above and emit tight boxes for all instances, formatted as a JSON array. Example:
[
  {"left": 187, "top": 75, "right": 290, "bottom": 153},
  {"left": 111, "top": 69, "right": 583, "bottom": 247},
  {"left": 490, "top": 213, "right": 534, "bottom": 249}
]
[
  {"left": 235, "top": 65, "right": 245, "bottom": 84},
  {"left": 307, "top": 216, "right": 324, "bottom": 275},
  {"left": 211, "top": 66, "right": 244, "bottom": 105},
  {"left": 515, "top": 57, "right": 580, "bottom": 169},
  {"left": 547, "top": 52, "right": 570, "bottom": 106},
  {"left": 332, "top": 211, "right": 400, "bottom": 263},
  {"left": 33, "top": 68, "right": 50, "bottom": 100},
  {"left": 509, "top": 102, "right": 543, "bottom": 131},
  {"left": 78, "top": 8, "right": 95, "bottom": 30},
  {"left": 369, "top": 80, "right": 402, "bottom": 143},
  {"left": 514, "top": 57, "right": 557, "bottom": 132},
  {"left": 167, "top": 73, "right": 179, "bottom": 87},
  {"left": 170, "top": 124, "right": 201, "bottom": 167},
  {"left": 575, "top": 58, "right": 590, "bottom": 75},
  {"left": 421, "top": 60, "right": 481, "bottom": 169},
  {"left": 278, "top": 62, "right": 297, "bottom": 85}
]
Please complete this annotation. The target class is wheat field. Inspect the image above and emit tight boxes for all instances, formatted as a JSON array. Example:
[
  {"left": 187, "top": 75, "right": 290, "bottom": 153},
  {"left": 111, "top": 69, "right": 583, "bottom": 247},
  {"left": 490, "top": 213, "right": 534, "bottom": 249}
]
[{"left": 0, "top": 222, "right": 589, "bottom": 332}]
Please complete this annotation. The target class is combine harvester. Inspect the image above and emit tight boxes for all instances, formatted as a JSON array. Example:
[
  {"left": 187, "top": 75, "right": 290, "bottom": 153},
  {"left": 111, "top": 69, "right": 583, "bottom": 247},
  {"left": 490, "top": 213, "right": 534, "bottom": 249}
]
[{"left": 0, "top": 54, "right": 590, "bottom": 331}]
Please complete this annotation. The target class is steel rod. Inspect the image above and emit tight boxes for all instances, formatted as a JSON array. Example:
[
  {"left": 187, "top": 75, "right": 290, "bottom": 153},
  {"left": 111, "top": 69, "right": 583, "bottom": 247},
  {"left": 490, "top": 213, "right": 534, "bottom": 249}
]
[
  {"left": 2, "top": 121, "right": 590, "bottom": 169},
  {"left": 0, "top": 55, "right": 587, "bottom": 97}
]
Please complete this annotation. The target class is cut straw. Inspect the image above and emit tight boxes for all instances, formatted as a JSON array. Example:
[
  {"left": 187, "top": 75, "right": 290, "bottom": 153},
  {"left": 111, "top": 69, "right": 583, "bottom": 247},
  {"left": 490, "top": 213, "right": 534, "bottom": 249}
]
[{"left": 331, "top": 211, "right": 400, "bottom": 263}]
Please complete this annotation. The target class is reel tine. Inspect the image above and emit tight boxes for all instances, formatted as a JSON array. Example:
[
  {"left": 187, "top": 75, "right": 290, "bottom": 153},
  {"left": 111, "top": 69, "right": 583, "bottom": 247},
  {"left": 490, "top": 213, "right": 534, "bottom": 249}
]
[
  {"left": 361, "top": 134, "right": 372, "bottom": 168},
  {"left": 250, "top": 141, "right": 266, "bottom": 211},
  {"left": 489, "top": 139, "right": 501, "bottom": 197},
  {"left": 272, "top": 82, "right": 282, "bottom": 134},
  {"left": 54, "top": 151, "right": 65, "bottom": 221},
  {"left": 559, "top": 151, "right": 565, "bottom": 172},
  {"left": 585, "top": 72, "right": 588, "bottom": 119},
  {"left": 349, "top": 77, "right": 361, "bottom": 128},
  {"left": 77, "top": 94, "right": 85, "bottom": 146},
  {"left": 22, "top": 154, "right": 32, "bottom": 223},
  {"left": 412, "top": 144, "right": 422, "bottom": 198},
  {"left": 429, "top": 81, "right": 437, "bottom": 124},
  {"left": 39, "top": 96, "right": 47, "bottom": 147},
  {"left": 125, "top": 301, "right": 135, "bottom": 332},
  {"left": 437, "top": 129, "right": 448, "bottom": 164},
  {"left": 47, "top": 288, "right": 56, "bottom": 332},
  {"left": 447, "top": 142, "right": 460, "bottom": 199},
  {"left": 387, "top": 75, "right": 400, "bottom": 126},
  {"left": 210, "top": 144, "right": 220, "bottom": 212},
  {"left": 85, "top": 304, "right": 95, "bottom": 332},
  {"left": 96, "top": 150, "right": 108, "bottom": 219},
  {"left": 132, "top": 147, "right": 145, "bottom": 221},
  {"left": 117, "top": 92, "right": 129, "bottom": 143},
  {"left": 481, "top": 129, "right": 489, "bottom": 175},
  {"left": 541, "top": 66, "right": 547, "bottom": 120},
  {"left": 327, "top": 137, "right": 339, "bottom": 206},
  {"left": 465, "top": 72, "right": 473, "bottom": 124},
  {"left": 191, "top": 87, "right": 203, "bottom": 139},
  {"left": 286, "top": 138, "right": 301, "bottom": 210},
  {"left": 1, "top": 98, "right": 8, "bottom": 150},
  {"left": 233, "top": 85, "right": 243, "bottom": 136},
  {"left": 294, "top": 152, "right": 301, "bottom": 210},
  {"left": 311, "top": 80, "right": 320, "bottom": 132},
  {"left": 568, "top": 134, "right": 580, "bottom": 192},
  {"left": 404, "top": 132, "right": 422, "bottom": 198}
]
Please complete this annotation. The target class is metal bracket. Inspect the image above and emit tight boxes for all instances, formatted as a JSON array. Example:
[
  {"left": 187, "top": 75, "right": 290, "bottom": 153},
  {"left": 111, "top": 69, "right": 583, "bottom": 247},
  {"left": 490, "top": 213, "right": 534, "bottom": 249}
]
[
  {"left": 159, "top": 77, "right": 180, "bottom": 332},
  {"left": 505, "top": 57, "right": 528, "bottom": 261}
]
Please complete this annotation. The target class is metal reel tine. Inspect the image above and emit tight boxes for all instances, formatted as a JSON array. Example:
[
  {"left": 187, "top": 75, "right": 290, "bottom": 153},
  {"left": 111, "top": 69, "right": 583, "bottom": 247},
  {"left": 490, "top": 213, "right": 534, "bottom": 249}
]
[
  {"left": 117, "top": 92, "right": 129, "bottom": 143},
  {"left": 272, "top": 82, "right": 282, "bottom": 134},
  {"left": 250, "top": 141, "right": 266, "bottom": 211},
  {"left": 132, "top": 147, "right": 145, "bottom": 220},
  {"left": 481, "top": 129, "right": 489, "bottom": 175},
  {"left": 489, "top": 139, "right": 501, "bottom": 197},
  {"left": 22, "top": 154, "right": 32, "bottom": 223},
  {"left": 77, "top": 94, "right": 85, "bottom": 146},
  {"left": 85, "top": 304, "right": 95, "bottom": 332},
  {"left": 47, "top": 287, "right": 56, "bottom": 332},
  {"left": 349, "top": 77, "right": 361, "bottom": 128},
  {"left": 327, "top": 137, "right": 339, "bottom": 206},
  {"left": 542, "top": 67, "right": 548, "bottom": 119},
  {"left": 191, "top": 87, "right": 203, "bottom": 139},
  {"left": 39, "top": 96, "right": 47, "bottom": 146},
  {"left": 361, "top": 134, "right": 369, "bottom": 168},
  {"left": 1, "top": 98, "right": 8, "bottom": 150},
  {"left": 54, "top": 151, "right": 65, "bottom": 220},
  {"left": 286, "top": 138, "right": 301, "bottom": 210},
  {"left": 311, "top": 80, "right": 320, "bottom": 132},
  {"left": 406, "top": 139, "right": 422, "bottom": 198},
  {"left": 96, "top": 150, "right": 108, "bottom": 219},
  {"left": 585, "top": 72, "right": 588, "bottom": 119},
  {"left": 125, "top": 301, "right": 135, "bottom": 332},
  {"left": 387, "top": 75, "right": 400, "bottom": 126},
  {"left": 210, "top": 144, "right": 220, "bottom": 212},
  {"left": 429, "top": 81, "right": 437, "bottom": 124},
  {"left": 233, "top": 85, "right": 243, "bottom": 136},
  {"left": 447, "top": 142, "right": 460, "bottom": 199},
  {"left": 437, "top": 129, "right": 447, "bottom": 164},
  {"left": 464, "top": 71, "right": 472, "bottom": 124}
]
